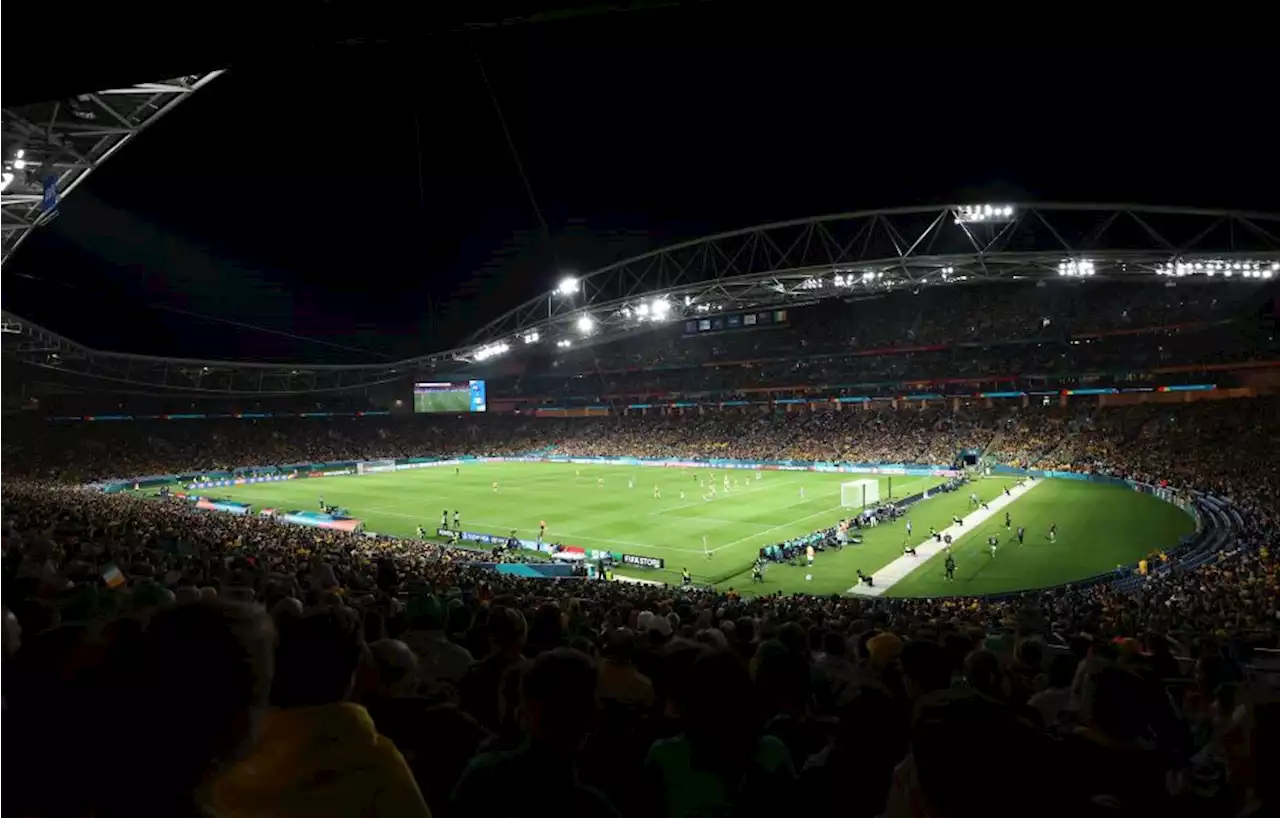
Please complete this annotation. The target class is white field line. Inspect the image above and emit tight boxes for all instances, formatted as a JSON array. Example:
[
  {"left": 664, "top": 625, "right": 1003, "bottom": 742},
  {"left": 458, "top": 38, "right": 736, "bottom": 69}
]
[
  {"left": 707, "top": 503, "right": 849, "bottom": 554},
  {"left": 646, "top": 480, "right": 787, "bottom": 515}
]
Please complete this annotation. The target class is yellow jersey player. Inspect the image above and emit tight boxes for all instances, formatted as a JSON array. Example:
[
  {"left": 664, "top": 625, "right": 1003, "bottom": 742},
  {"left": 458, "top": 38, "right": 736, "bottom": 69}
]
[
  {"left": 653, "top": 485, "right": 661, "bottom": 499},
  {"left": 492, "top": 481, "right": 499, "bottom": 492},
  {"left": 597, "top": 477, "right": 604, "bottom": 488}
]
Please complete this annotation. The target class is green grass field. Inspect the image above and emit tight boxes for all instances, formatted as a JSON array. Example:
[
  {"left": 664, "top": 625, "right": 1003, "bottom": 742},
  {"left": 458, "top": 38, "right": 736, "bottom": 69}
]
[
  {"left": 413, "top": 389, "right": 472, "bottom": 413},
  {"left": 201, "top": 463, "right": 1195, "bottom": 597}
]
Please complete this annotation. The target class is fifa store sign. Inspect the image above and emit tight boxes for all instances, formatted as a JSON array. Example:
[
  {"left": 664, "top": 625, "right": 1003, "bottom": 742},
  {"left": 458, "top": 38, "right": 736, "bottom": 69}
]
[{"left": 622, "top": 553, "right": 665, "bottom": 569}]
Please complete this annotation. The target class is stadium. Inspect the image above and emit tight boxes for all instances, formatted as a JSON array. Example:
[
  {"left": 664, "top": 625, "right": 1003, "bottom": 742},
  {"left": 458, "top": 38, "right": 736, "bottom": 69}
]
[
  {"left": 5, "top": 198, "right": 1277, "bottom": 597},
  {"left": 4, "top": 46, "right": 1279, "bottom": 818}
]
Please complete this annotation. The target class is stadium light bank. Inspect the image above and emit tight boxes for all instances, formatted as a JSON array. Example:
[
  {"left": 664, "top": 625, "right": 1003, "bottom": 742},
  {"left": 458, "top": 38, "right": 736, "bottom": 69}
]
[{"left": 955, "top": 203, "right": 1015, "bottom": 224}]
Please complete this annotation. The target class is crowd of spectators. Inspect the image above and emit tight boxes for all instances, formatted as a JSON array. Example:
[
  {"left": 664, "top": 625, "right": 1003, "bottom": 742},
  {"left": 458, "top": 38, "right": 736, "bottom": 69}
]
[
  {"left": 493, "top": 280, "right": 1276, "bottom": 400},
  {"left": 3, "top": 396, "right": 1278, "bottom": 818}
]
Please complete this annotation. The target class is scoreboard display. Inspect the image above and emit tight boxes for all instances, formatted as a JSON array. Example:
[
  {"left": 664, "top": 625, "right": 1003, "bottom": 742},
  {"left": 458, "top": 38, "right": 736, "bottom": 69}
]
[
  {"left": 684, "top": 309, "right": 788, "bottom": 336},
  {"left": 413, "top": 380, "right": 487, "bottom": 413}
]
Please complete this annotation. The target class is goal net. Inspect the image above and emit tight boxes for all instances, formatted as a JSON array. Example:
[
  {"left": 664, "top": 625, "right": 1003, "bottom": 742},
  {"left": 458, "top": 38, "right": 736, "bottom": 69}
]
[{"left": 840, "top": 479, "right": 880, "bottom": 508}]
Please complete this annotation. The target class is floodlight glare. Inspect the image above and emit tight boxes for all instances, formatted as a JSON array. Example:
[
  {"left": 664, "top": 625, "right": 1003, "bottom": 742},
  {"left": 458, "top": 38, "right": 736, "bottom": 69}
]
[
  {"left": 955, "top": 204, "right": 1015, "bottom": 224},
  {"left": 576, "top": 314, "right": 595, "bottom": 334},
  {"left": 474, "top": 341, "right": 510, "bottom": 361},
  {"left": 556, "top": 277, "right": 580, "bottom": 296},
  {"left": 1057, "top": 259, "right": 1096, "bottom": 278}
]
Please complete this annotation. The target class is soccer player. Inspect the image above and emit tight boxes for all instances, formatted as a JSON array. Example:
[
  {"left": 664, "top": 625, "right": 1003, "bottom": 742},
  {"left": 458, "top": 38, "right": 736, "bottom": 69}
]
[
  {"left": 628, "top": 477, "right": 635, "bottom": 490},
  {"left": 1004, "top": 511, "right": 1012, "bottom": 530},
  {"left": 952, "top": 514, "right": 963, "bottom": 527},
  {"left": 682, "top": 567, "right": 692, "bottom": 586},
  {"left": 539, "top": 519, "right": 547, "bottom": 539},
  {"left": 492, "top": 481, "right": 499, "bottom": 492},
  {"left": 453, "top": 510, "right": 460, "bottom": 528},
  {"left": 944, "top": 552, "right": 957, "bottom": 581},
  {"left": 1017, "top": 525, "right": 1025, "bottom": 545},
  {"left": 723, "top": 475, "right": 730, "bottom": 491},
  {"left": 806, "top": 544, "right": 816, "bottom": 567},
  {"left": 755, "top": 470, "right": 762, "bottom": 481},
  {"left": 903, "top": 543, "right": 918, "bottom": 557},
  {"left": 416, "top": 525, "right": 427, "bottom": 539},
  {"left": 653, "top": 485, "right": 661, "bottom": 499},
  {"left": 799, "top": 486, "right": 806, "bottom": 500},
  {"left": 905, "top": 519, "right": 913, "bottom": 537},
  {"left": 441, "top": 509, "right": 448, "bottom": 528},
  {"left": 988, "top": 535, "right": 999, "bottom": 558},
  {"left": 318, "top": 496, "right": 325, "bottom": 509},
  {"left": 680, "top": 490, "right": 686, "bottom": 501},
  {"left": 455, "top": 466, "right": 460, "bottom": 476},
  {"left": 751, "top": 560, "right": 764, "bottom": 583},
  {"left": 1047, "top": 524, "right": 1057, "bottom": 543},
  {"left": 969, "top": 492, "right": 979, "bottom": 508},
  {"left": 597, "top": 477, "right": 604, "bottom": 488}
]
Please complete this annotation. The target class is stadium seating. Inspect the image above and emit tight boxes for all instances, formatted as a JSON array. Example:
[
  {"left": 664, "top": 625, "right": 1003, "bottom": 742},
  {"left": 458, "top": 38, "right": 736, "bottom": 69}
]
[
  {"left": 484, "top": 281, "right": 1277, "bottom": 405},
  {"left": 3, "top": 293, "right": 1278, "bottom": 817}
]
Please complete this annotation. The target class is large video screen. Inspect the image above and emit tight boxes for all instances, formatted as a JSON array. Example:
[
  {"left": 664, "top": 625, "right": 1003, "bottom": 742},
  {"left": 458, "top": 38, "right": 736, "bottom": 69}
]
[{"left": 413, "top": 380, "right": 487, "bottom": 413}]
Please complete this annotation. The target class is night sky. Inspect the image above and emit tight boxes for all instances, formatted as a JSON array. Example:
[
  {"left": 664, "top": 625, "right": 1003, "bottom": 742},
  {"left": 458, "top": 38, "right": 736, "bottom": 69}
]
[{"left": 3, "top": 5, "right": 1273, "bottom": 363}]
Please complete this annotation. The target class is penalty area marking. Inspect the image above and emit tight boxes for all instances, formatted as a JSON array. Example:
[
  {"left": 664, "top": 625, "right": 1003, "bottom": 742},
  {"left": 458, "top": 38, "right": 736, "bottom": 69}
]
[{"left": 846, "top": 479, "right": 1042, "bottom": 597}]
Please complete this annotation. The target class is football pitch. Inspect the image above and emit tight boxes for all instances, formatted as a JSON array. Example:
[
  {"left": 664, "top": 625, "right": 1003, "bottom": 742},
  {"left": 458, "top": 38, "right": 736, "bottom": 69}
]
[
  {"left": 413, "top": 390, "right": 471, "bottom": 413},
  {"left": 205, "top": 462, "right": 1196, "bottom": 597}
]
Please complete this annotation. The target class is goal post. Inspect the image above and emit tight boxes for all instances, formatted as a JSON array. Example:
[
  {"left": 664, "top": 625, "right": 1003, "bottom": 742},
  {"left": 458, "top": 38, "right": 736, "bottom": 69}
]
[{"left": 840, "top": 479, "right": 880, "bottom": 508}]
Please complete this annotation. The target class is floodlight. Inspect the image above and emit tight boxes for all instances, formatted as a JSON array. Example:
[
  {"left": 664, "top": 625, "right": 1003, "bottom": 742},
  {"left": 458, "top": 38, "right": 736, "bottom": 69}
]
[
  {"left": 576, "top": 314, "right": 595, "bottom": 334},
  {"left": 1057, "top": 260, "right": 1096, "bottom": 278},
  {"left": 474, "top": 341, "right": 510, "bottom": 361},
  {"left": 556, "top": 277, "right": 579, "bottom": 296},
  {"left": 955, "top": 204, "right": 1015, "bottom": 224}
]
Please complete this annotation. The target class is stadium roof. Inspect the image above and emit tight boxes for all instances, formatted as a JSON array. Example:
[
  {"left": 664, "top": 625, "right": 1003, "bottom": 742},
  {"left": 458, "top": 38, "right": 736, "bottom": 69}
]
[
  {"left": 1, "top": 72, "right": 225, "bottom": 265},
  {"left": 3, "top": 202, "right": 1278, "bottom": 396},
  {"left": 466, "top": 203, "right": 1280, "bottom": 346}
]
